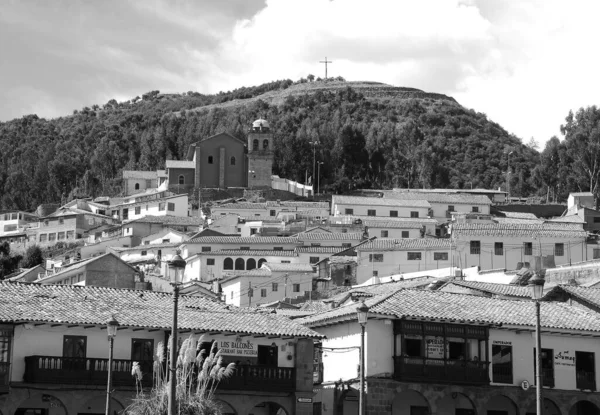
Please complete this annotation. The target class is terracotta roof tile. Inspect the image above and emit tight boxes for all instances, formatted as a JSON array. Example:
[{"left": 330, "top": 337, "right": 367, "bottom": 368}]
[
  {"left": 332, "top": 195, "right": 431, "bottom": 208},
  {"left": 363, "top": 220, "right": 424, "bottom": 229},
  {"left": 295, "top": 247, "right": 348, "bottom": 254},
  {"left": 358, "top": 238, "right": 453, "bottom": 251},
  {"left": 127, "top": 215, "right": 203, "bottom": 226},
  {"left": 0, "top": 281, "right": 322, "bottom": 338},
  {"left": 264, "top": 263, "right": 315, "bottom": 272},
  {"left": 451, "top": 222, "right": 587, "bottom": 238},
  {"left": 199, "top": 250, "right": 298, "bottom": 257},
  {"left": 442, "top": 281, "right": 532, "bottom": 298},
  {"left": 188, "top": 236, "right": 299, "bottom": 244},
  {"left": 385, "top": 192, "right": 491, "bottom": 205},
  {"left": 297, "top": 232, "right": 364, "bottom": 240},
  {"left": 299, "top": 288, "right": 600, "bottom": 333}
]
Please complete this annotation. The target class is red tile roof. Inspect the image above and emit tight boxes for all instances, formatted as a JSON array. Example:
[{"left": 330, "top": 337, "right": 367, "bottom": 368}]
[
  {"left": 441, "top": 281, "right": 532, "bottom": 298},
  {"left": 187, "top": 236, "right": 300, "bottom": 244},
  {"left": 451, "top": 222, "right": 587, "bottom": 238},
  {"left": 358, "top": 238, "right": 453, "bottom": 251}
]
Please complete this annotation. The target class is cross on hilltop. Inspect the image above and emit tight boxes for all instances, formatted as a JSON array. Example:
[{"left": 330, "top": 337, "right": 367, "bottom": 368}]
[{"left": 319, "top": 57, "right": 332, "bottom": 79}]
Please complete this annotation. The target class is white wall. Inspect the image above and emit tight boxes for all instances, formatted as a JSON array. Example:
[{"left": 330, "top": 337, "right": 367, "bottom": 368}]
[
  {"left": 333, "top": 203, "right": 429, "bottom": 219},
  {"left": 221, "top": 273, "right": 312, "bottom": 307},
  {"left": 366, "top": 227, "right": 421, "bottom": 239},
  {"left": 428, "top": 202, "right": 490, "bottom": 220}
]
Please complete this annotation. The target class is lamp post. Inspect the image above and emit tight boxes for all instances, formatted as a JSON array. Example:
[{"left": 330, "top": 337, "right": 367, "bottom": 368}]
[
  {"left": 507, "top": 151, "right": 514, "bottom": 201},
  {"left": 167, "top": 254, "right": 186, "bottom": 415},
  {"left": 105, "top": 316, "right": 119, "bottom": 415},
  {"left": 248, "top": 170, "right": 255, "bottom": 190},
  {"left": 528, "top": 272, "right": 545, "bottom": 415},
  {"left": 309, "top": 141, "right": 319, "bottom": 195},
  {"left": 317, "top": 161, "right": 324, "bottom": 195},
  {"left": 357, "top": 301, "right": 369, "bottom": 415}
]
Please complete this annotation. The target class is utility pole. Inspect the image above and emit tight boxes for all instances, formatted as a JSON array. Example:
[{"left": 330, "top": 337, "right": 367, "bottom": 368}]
[
  {"left": 309, "top": 141, "right": 319, "bottom": 198},
  {"left": 319, "top": 57, "right": 332, "bottom": 79},
  {"left": 284, "top": 274, "right": 288, "bottom": 302},
  {"left": 248, "top": 281, "right": 252, "bottom": 308}
]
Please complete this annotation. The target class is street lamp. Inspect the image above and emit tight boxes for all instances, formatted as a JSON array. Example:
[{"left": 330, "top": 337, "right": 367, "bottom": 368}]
[
  {"left": 317, "top": 161, "right": 324, "bottom": 195},
  {"left": 507, "top": 151, "right": 514, "bottom": 201},
  {"left": 356, "top": 301, "right": 369, "bottom": 415},
  {"left": 167, "top": 254, "right": 186, "bottom": 415},
  {"left": 309, "top": 141, "right": 319, "bottom": 197},
  {"left": 248, "top": 170, "right": 255, "bottom": 190},
  {"left": 528, "top": 272, "right": 545, "bottom": 415},
  {"left": 105, "top": 316, "right": 119, "bottom": 415}
]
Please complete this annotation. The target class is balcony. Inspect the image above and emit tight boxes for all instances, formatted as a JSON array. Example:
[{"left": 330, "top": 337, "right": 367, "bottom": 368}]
[
  {"left": 542, "top": 368, "right": 555, "bottom": 388},
  {"left": 24, "top": 356, "right": 153, "bottom": 387},
  {"left": 394, "top": 356, "right": 489, "bottom": 385},
  {"left": 219, "top": 365, "right": 295, "bottom": 392},
  {"left": 576, "top": 370, "right": 596, "bottom": 391},
  {"left": 0, "top": 362, "right": 9, "bottom": 392},
  {"left": 24, "top": 357, "right": 295, "bottom": 392}
]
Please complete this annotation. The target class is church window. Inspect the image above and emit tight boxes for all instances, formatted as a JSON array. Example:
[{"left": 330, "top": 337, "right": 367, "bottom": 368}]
[
  {"left": 135, "top": 183, "right": 140, "bottom": 190},
  {"left": 178, "top": 175, "right": 185, "bottom": 185},
  {"left": 263, "top": 139, "right": 269, "bottom": 150},
  {"left": 253, "top": 139, "right": 259, "bottom": 150},
  {"left": 247, "top": 258, "right": 256, "bottom": 270},
  {"left": 208, "top": 156, "right": 214, "bottom": 164},
  {"left": 223, "top": 258, "right": 233, "bottom": 270},
  {"left": 230, "top": 156, "right": 236, "bottom": 166},
  {"left": 235, "top": 258, "right": 245, "bottom": 270}
]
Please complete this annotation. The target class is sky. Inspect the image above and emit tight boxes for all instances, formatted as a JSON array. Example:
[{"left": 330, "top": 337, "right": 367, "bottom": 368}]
[{"left": 2, "top": 0, "right": 600, "bottom": 148}]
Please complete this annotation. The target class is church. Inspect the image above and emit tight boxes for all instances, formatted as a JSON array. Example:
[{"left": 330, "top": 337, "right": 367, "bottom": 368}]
[{"left": 123, "top": 119, "right": 274, "bottom": 194}]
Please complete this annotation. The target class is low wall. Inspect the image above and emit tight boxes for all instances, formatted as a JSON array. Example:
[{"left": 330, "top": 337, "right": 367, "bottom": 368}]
[
  {"left": 545, "top": 260, "right": 600, "bottom": 286},
  {"left": 271, "top": 175, "right": 313, "bottom": 197}
]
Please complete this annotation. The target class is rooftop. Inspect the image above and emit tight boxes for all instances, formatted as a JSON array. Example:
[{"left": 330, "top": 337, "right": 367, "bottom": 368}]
[
  {"left": 127, "top": 215, "right": 203, "bottom": 226},
  {"left": 451, "top": 222, "right": 587, "bottom": 238},
  {"left": 122, "top": 170, "right": 157, "bottom": 179},
  {"left": 358, "top": 238, "right": 453, "bottom": 251},
  {"left": 0, "top": 281, "right": 322, "bottom": 338},
  {"left": 363, "top": 220, "right": 424, "bottom": 229},
  {"left": 441, "top": 280, "right": 532, "bottom": 298},
  {"left": 165, "top": 160, "right": 195, "bottom": 169},
  {"left": 385, "top": 191, "right": 491, "bottom": 205},
  {"left": 187, "top": 236, "right": 300, "bottom": 244},
  {"left": 332, "top": 195, "right": 431, "bottom": 208},
  {"left": 297, "top": 232, "right": 364, "bottom": 240}
]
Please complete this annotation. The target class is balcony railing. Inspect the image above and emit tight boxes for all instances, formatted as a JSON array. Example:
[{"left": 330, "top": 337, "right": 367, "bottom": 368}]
[
  {"left": 576, "top": 370, "right": 596, "bottom": 391},
  {"left": 0, "top": 362, "right": 9, "bottom": 391},
  {"left": 394, "top": 356, "right": 488, "bottom": 385},
  {"left": 492, "top": 365, "right": 513, "bottom": 384},
  {"left": 542, "top": 368, "right": 555, "bottom": 388},
  {"left": 219, "top": 365, "right": 295, "bottom": 392},
  {"left": 24, "top": 357, "right": 295, "bottom": 392},
  {"left": 24, "top": 356, "right": 153, "bottom": 387}
]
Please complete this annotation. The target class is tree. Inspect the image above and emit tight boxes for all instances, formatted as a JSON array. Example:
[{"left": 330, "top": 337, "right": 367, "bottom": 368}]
[
  {"left": 21, "top": 245, "right": 44, "bottom": 268},
  {"left": 307, "top": 74, "right": 315, "bottom": 82},
  {"left": 526, "top": 137, "right": 539, "bottom": 151},
  {"left": 561, "top": 106, "right": 600, "bottom": 195}
]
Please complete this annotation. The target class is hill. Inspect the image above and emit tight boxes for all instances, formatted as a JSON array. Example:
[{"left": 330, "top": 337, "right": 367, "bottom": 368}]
[{"left": 0, "top": 78, "right": 539, "bottom": 211}]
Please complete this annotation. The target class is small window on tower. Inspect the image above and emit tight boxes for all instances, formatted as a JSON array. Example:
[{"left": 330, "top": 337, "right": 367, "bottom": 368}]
[
  {"left": 253, "top": 139, "right": 259, "bottom": 150},
  {"left": 263, "top": 139, "right": 269, "bottom": 150},
  {"left": 230, "top": 156, "right": 236, "bottom": 165},
  {"left": 208, "top": 156, "right": 213, "bottom": 164}
]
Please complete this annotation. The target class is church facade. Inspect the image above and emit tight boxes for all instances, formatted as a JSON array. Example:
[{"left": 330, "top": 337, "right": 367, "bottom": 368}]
[{"left": 164, "top": 119, "right": 274, "bottom": 192}]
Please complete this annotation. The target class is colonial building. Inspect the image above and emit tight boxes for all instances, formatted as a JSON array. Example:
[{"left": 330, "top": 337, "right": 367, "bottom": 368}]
[
  {"left": 300, "top": 287, "right": 600, "bottom": 415},
  {"left": 0, "top": 281, "right": 322, "bottom": 415}
]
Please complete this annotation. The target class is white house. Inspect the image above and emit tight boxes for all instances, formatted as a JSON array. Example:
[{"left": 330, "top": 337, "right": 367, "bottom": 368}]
[
  {"left": 384, "top": 191, "right": 492, "bottom": 221},
  {"left": 110, "top": 192, "right": 188, "bottom": 222},
  {"left": 331, "top": 196, "right": 431, "bottom": 219}
]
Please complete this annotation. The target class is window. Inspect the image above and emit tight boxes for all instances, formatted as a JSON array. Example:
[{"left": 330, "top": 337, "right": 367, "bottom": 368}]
[
  {"left": 311, "top": 243, "right": 321, "bottom": 247},
  {"left": 261, "top": 288, "right": 267, "bottom": 298},
  {"left": 263, "top": 139, "right": 269, "bottom": 150},
  {"left": 230, "top": 156, "right": 236, "bottom": 166},
  {"left": 576, "top": 351, "right": 596, "bottom": 390},
  {"left": 448, "top": 340, "right": 466, "bottom": 360},
  {"left": 492, "top": 344, "right": 513, "bottom": 384},
  {"left": 235, "top": 258, "right": 245, "bottom": 270},
  {"left": 524, "top": 242, "right": 533, "bottom": 256},
  {"left": 281, "top": 260, "right": 291, "bottom": 263},
  {"left": 0, "top": 327, "right": 13, "bottom": 380},
  {"left": 310, "top": 257, "right": 320, "bottom": 264},
  {"left": 594, "top": 217, "right": 600, "bottom": 223},
  {"left": 293, "top": 283, "right": 300, "bottom": 292},
  {"left": 48, "top": 233, "right": 56, "bottom": 242},
  {"left": 448, "top": 205, "right": 455, "bottom": 212},
  {"left": 44, "top": 220, "right": 49, "bottom": 226},
  {"left": 407, "top": 252, "right": 422, "bottom": 260},
  {"left": 434, "top": 252, "right": 448, "bottom": 261},
  {"left": 253, "top": 139, "right": 259, "bottom": 150},
  {"left": 594, "top": 249, "right": 600, "bottom": 260},
  {"left": 257, "top": 344, "right": 278, "bottom": 366},
  {"left": 59, "top": 218, "right": 64, "bottom": 225},
  {"left": 39, "top": 233, "right": 47, "bottom": 242},
  {"left": 176, "top": 175, "right": 184, "bottom": 185},
  {"left": 207, "top": 258, "right": 215, "bottom": 266},
  {"left": 201, "top": 247, "right": 211, "bottom": 252},
  {"left": 122, "top": 208, "right": 129, "bottom": 220},
  {"left": 135, "top": 206, "right": 141, "bottom": 215},
  {"left": 231, "top": 292, "right": 234, "bottom": 299},
  {"left": 367, "top": 209, "right": 376, "bottom": 216},
  {"left": 57, "top": 232, "right": 65, "bottom": 240},
  {"left": 63, "top": 335, "right": 87, "bottom": 358},
  {"left": 372, "top": 271, "right": 378, "bottom": 277},
  {"left": 533, "top": 348, "right": 554, "bottom": 387},
  {"left": 273, "top": 247, "right": 283, "bottom": 251},
  {"left": 246, "top": 258, "right": 256, "bottom": 270},
  {"left": 342, "top": 243, "right": 351, "bottom": 248},
  {"left": 159, "top": 202, "right": 165, "bottom": 211},
  {"left": 381, "top": 230, "right": 389, "bottom": 237},
  {"left": 168, "top": 203, "right": 175, "bottom": 211},
  {"left": 555, "top": 243, "right": 564, "bottom": 256},
  {"left": 390, "top": 210, "right": 398, "bottom": 217},
  {"left": 208, "top": 156, "right": 214, "bottom": 164},
  {"left": 341, "top": 228, "right": 348, "bottom": 233},
  {"left": 494, "top": 242, "right": 503, "bottom": 256},
  {"left": 410, "top": 211, "right": 419, "bottom": 218},
  {"left": 146, "top": 179, "right": 152, "bottom": 188},
  {"left": 471, "top": 206, "right": 480, "bottom": 213},
  {"left": 345, "top": 208, "right": 354, "bottom": 215},
  {"left": 135, "top": 183, "right": 140, "bottom": 190},
  {"left": 270, "top": 210, "right": 276, "bottom": 216},
  {"left": 401, "top": 231, "right": 409, "bottom": 238},
  {"left": 223, "top": 258, "right": 233, "bottom": 270},
  {"left": 240, "top": 246, "right": 250, "bottom": 250},
  {"left": 272, "top": 283, "right": 278, "bottom": 291},
  {"left": 131, "top": 339, "right": 154, "bottom": 363},
  {"left": 141, "top": 251, "right": 147, "bottom": 256},
  {"left": 404, "top": 337, "right": 423, "bottom": 357},
  {"left": 66, "top": 231, "right": 74, "bottom": 239},
  {"left": 369, "top": 254, "right": 384, "bottom": 262},
  {"left": 470, "top": 241, "right": 481, "bottom": 255}
]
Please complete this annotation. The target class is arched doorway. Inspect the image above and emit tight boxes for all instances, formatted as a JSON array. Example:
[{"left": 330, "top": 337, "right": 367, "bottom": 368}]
[
  {"left": 436, "top": 393, "right": 475, "bottom": 415},
  {"left": 339, "top": 389, "right": 358, "bottom": 415},
  {"left": 525, "top": 398, "right": 561, "bottom": 415},
  {"left": 392, "top": 390, "right": 430, "bottom": 415},
  {"left": 215, "top": 399, "right": 236, "bottom": 415},
  {"left": 15, "top": 393, "right": 67, "bottom": 415},
  {"left": 249, "top": 401, "right": 288, "bottom": 415},
  {"left": 247, "top": 258, "right": 257, "bottom": 270},
  {"left": 78, "top": 395, "right": 125, "bottom": 414},
  {"left": 258, "top": 258, "right": 267, "bottom": 267},
  {"left": 224, "top": 258, "right": 233, "bottom": 270},
  {"left": 569, "top": 400, "right": 600, "bottom": 415},
  {"left": 483, "top": 395, "right": 518, "bottom": 415}
]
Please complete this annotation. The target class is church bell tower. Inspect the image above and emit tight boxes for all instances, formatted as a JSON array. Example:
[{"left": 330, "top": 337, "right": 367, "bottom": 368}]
[{"left": 247, "top": 119, "right": 274, "bottom": 188}]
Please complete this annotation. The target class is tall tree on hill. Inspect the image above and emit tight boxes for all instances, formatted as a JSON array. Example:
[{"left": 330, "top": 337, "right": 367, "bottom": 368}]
[{"left": 561, "top": 106, "right": 600, "bottom": 196}]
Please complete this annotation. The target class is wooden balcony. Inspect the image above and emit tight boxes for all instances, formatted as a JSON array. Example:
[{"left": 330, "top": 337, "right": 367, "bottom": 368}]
[
  {"left": 394, "top": 356, "right": 489, "bottom": 385},
  {"left": 219, "top": 365, "right": 295, "bottom": 392},
  {"left": 24, "top": 356, "right": 153, "bottom": 387},
  {"left": 0, "top": 362, "right": 9, "bottom": 392},
  {"left": 24, "top": 357, "right": 295, "bottom": 392},
  {"left": 576, "top": 370, "right": 596, "bottom": 391}
]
